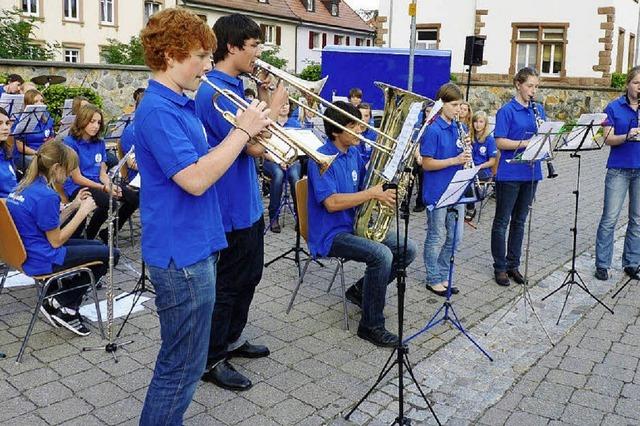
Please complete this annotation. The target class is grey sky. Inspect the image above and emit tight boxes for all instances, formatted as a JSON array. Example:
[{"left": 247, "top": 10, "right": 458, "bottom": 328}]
[{"left": 344, "top": 0, "right": 379, "bottom": 11}]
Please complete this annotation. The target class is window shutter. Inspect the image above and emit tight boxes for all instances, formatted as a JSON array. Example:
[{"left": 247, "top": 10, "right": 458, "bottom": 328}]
[
  {"left": 366, "top": 39, "right": 371, "bottom": 46},
  {"left": 322, "top": 33, "right": 327, "bottom": 47},
  {"left": 276, "top": 26, "right": 281, "bottom": 46},
  {"left": 346, "top": 36, "right": 350, "bottom": 46},
  {"left": 309, "top": 31, "right": 314, "bottom": 49},
  {"left": 260, "top": 24, "right": 266, "bottom": 41},
  {"left": 334, "top": 35, "right": 339, "bottom": 44}
]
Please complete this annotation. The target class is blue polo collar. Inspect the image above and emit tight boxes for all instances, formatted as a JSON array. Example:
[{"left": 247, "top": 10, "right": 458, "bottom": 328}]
[
  {"left": 147, "top": 79, "right": 190, "bottom": 107},
  {"left": 435, "top": 115, "right": 455, "bottom": 130},
  {"left": 510, "top": 97, "right": 530, "bottom": 111},
  {"left": 208, "top": 69, "right": 242, "bottom": 88}
]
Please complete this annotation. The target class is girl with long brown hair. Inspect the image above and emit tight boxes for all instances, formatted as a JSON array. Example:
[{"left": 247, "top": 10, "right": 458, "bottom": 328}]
[{"left": 13, "top": 89, "right": 55, "bottom": 174}]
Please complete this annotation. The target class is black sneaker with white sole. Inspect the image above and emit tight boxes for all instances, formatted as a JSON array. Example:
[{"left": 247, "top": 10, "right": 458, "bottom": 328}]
[
  {"left": 39, "top": 300, "right": 59, "bottom": 328},
  {"left": 52, "top": 312, "right": 91, "bottom": 336}
]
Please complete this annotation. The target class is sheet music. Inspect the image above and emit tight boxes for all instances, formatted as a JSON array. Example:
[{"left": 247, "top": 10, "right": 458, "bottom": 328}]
[
  {"left": 283, "top": 128, "right": 325, "bottom": 156},
  {"left": 12, "top": 105, "right": 48, "bottom": 135},
  {"left": 557, "top": 113, "right": 608, "bottom": 150},
  {"left": 382, "top": 102, "right": 424, "bottom": 181},
  {"left": 433, "top": 166, "right": 482, "bottom": 210},
  {"left": 56, "top": 114, "right": 76, "bottom": 139},
  {"left": 104, "top": 113, "right": 133, "bottom": 139},
  {"left": 0, "top": 93, "right": 24, "bottom": 115},
  {"left": 62, "top": 98, "right": 74, "bottom": 117},
  {"left": 129, "top": 173, "right": 141, "bottom": 188},
  {"left": 520, "top": 121, "right": 565, "bottom": 161}
]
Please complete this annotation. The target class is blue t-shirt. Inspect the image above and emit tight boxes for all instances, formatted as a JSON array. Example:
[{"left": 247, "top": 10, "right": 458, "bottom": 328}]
[
  {"left": 6, "top": 177, "right": 66, "bottom": 275},
  {"left": 0, "top": 147, "right": 17, "bottom": 198},
  {"left": 279, "top": 116, "right": 301, "bottom": 129},
  {"left": 63, "top": 135, "right": 107, "bottom": 196},
  {"left": 195, "top": 69, "right": 263, "bottom": 232},
  {"left": 420, "top": 116, "right": 463, "bottom": 207},
  {"left": 356, "top": 128, "right": 376, "bottom": 163},
  {"left": 307, "top": 142, "right": 365, "bottom": 257},
  {"left": 472, "top": 135, "right": 497, "bottom": 179},
  {"left": 604, "top": 95, "right": 640, "bottom": 168},
  {"left": 14, "top": 117, "right": 54, "bottom": 152},
  {"left": 493, "top": 97, "right": 545, "bottom": 181},
  {"left": 120, "top": 121, "right": 138, "bottom": 181},
  {"left": 134, "top": 79, "right": 227, "bottom": 269}
]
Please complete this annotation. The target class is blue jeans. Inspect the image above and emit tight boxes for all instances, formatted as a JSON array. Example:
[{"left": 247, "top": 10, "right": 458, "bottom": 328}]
[
  {"left": 595, "top": 168, "right": 640, "bottom": 269},
  {"left": 423, "top": 205, "right": 464, "bottom": 286},
  {"left": 491, "top": 181, "right": 537, "bottom": 272},
  {"left": 328, "top": 231, "right": 417, "bottom": 330},
  {"left": 263, "top": 160, "right": 302, "bottom": 221},
  {"left": 140, "top": 254, "right": 218, "bottom": 426}
]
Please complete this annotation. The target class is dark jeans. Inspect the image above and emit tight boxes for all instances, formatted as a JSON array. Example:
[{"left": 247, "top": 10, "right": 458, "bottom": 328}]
[
  {"left": 207, "top": 218, "right": 264, "bottom": 366},
  {"left": 49, "top": 239, "right": 118, "bottom": 310},
  {"left": 141, "top": 254, "right": 218, "bottom": 425},
  {"left": 328, "top": 231, "right": 417, "bottom": 330},
  {"left": 71, "top": 186, "right": 139, "bottom": 240},
  {"left": 263, "top": 160, "right": 302, "bottom": 221},
  {"left": 491, "top": 180, "right": 537, "bottom": 272}
]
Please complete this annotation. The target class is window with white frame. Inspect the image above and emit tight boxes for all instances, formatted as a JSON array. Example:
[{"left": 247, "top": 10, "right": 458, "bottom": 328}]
[
  {"left": 64, "top": 0, "right": 79, "bottom": 20},
  {"left": 309, "top": 31, "right": 321, "bottom": 49},
  {"left": 334, "top": 35, "right": 345, "bottom": 45},
  {"left": 330, "top": 3, "right": 338, "bottom": 16},
  {"left": 263, "top": 25, "right": 276, "bottom": 44},
  {"left": 514, "top": 25, "right": 566, "bottom": 77},
  {"left": 22, "top": 0, "right": 38, "bottom": 16},
  {"left": 307, "top": 0, "right": 314, "bottom": 12},
  {"left": 64, "top": 48, "right": 80, "bottom": 63},
  {"left": 144, "top": 1, "right": 162, "bottom": 25},
  {"left": 100, "top": 0, "right": 114, "bottom": 25},
  {"left": 416, "top": 29, "right": 438, "bottom": 49}
]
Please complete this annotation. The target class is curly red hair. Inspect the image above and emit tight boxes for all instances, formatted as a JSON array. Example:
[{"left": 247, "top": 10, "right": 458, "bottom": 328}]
[{"left": 141, "top": 8, "right": 216, "bottom": 72}]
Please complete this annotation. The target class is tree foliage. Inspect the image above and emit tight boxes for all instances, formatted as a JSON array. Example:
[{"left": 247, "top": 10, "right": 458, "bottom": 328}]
[
  {"left": 611, "top": 72, "right": 626, "bottom": 89},
  {"left": 101, "top": 36, "right": 145, "bottom": 65},
  {"left": 0, "top": 9, "right": 57, "bottom": 60},
  {"left": 260, "top": 46, "right": 287, "bottom": 69}
]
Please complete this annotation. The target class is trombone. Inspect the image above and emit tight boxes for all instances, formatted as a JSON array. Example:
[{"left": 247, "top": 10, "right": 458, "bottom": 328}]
[{"left": 199, "top": 74, "right": 336, "bottom": 174}]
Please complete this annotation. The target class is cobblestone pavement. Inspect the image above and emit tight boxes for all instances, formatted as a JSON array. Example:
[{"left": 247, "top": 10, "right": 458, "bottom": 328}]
[{"left": 0, "top": 148, "right": 637, "bottom": 425}]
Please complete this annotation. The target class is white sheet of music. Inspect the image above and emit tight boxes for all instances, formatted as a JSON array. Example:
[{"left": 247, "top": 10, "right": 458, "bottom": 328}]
[
  {"left": 382, "top": 102, "right": 424, "bottom": 181},
  {"left": 520, "top": 121, "right": 565, "bottom": 161},
  {"left": 12, "top": 105, "right": 48, "bottom": 135},
  {"left": 61, "top": 98, "right": 74, "bottom": 117},
  {"left": 129, "top": 173, "right": 141, "bottom": 188},
  {"left": 433, "top": 165, "right": 482, "bottom": 210},
  {"left": 557, "top": 113, "right": 608, "bottom": 150},
  {"left": 0, "top": 93, "right": 24, "bottom": 115},
  {"left": 282, "top": 128, "right": 325, "bottom": 156}
]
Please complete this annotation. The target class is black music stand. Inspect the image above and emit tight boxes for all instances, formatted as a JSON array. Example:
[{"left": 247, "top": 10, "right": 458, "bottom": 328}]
[
  {"left": 404, "top": 166, "right": 493, "bottom": 361},
  {"left": 10, "top": 105, "right": 49, "bottom": 174},
  {"left": 542, "top": 115, "right": 614, "bottom": 319},
  {"left": 0, "top": 93, "right": 24, "bottom": 117}
]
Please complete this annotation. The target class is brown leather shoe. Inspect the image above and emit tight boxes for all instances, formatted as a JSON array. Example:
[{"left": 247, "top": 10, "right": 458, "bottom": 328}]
[
  {"left": 494, "top": 271, "right": 510, "bottom": 287},
  {"left": 506, "top": 269, "right": 525, "bottom": 284}
]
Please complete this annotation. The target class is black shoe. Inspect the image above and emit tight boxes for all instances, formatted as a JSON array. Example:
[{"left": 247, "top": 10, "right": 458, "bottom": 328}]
[
  {"left": 227, "top": 342, "right": 270, "bottom": 359},
  {"left": 39, "top": 300, "right": 59, "bottom": 328},
  {"left": 494, "top": 271, "right": 510, "bottom": 287},
  {"left": 52, "top": 311, "right": 91, "bottom": 336},
  {"left": 413, "top": 204, "right": 426, "bottom": 213},
  {"left": 357, "top": 326, "right": 399, "bottom": 348},
  {"left": 345, "top": 285, "right": 362, "bottom": 308},
  {"left": 594, "top": 267, "right": 609, "bottom": 281},
  {"left": 201, "top": 360, "right": 252, "bottom": 391},
  {"left": 271, "top": 222, "right": 281, "bottom": 233},
  {"left": 465, "top": 208, "right": 476, "bottom": 222},
  {"left": 623, "top": 266, "right": 640, "bottom": 280},
  {"left": 506, "top": 269, "right": 525, "bottom": 284}
]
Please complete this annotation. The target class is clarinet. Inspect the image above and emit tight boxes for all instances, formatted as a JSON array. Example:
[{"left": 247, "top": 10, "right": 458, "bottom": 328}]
[
  {"left": 530, "top": 97, "right": 558, "bottom": 178},
  {"left": 456, "top": 117, "right": 483, "bottom": 198}
]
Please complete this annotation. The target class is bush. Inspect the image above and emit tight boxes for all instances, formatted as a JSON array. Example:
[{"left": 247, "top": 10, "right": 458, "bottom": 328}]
[
  {"left": 299, "top": 63, "right": 322, "bottom": 81},
  {"left": 260, "top": 46, "right": 287, "bottom": 70},
  {"left": 42, "top": 85, "right": 103, "bottom": 124},
  {"left": 611, "top": 72, "right": 626, "bottom": 89},
  {"left": 450, "top": 73, "right": 458, "bottom": 82},
  {"left": 102, "top": 36, "right": 144, "bottom": 65}
]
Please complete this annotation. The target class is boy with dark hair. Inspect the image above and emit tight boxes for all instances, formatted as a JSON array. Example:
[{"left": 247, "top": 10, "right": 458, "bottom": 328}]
[
  {"left": 307, "top": 100, "right": 417, "bottom": 347},
  {"left": 348, "top": 87, "right": 363, "bottom": 108},
  {"left": 195, "top": 13, "right": 287, "bottom": 391},
  {"left": 0, "top": 74, "right": 24, "bottom": 95}
]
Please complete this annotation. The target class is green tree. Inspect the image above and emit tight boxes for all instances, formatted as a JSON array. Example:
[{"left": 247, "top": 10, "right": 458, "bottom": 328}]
[
  {"left": 0, "top": 9, "right": 57, "bottom": 60},
  {"left": 299, "top": 63, "right": 321, "bottom": 81},
  {"left": 102, "top": 36, "right": 145, "bottom": 65},
  {"left": 260, "top": 46, "right": 287, "bottom": 69}
]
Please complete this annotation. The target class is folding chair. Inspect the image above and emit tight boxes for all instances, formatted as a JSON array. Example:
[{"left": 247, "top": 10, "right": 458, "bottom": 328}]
[
  {"left": 0, "top": 199, "right": 104, "bottom": 362},
  {"left": 286, "top": 178, "right": 349, "bottom": 330}
]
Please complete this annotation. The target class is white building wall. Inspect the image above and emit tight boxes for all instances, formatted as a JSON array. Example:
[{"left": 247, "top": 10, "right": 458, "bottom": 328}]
[
  {"left": 613, "top": 0, "right": 640, "bottom": 72},
  {"left": 296, "top": 26, "right": 374, "bottom": 73}
]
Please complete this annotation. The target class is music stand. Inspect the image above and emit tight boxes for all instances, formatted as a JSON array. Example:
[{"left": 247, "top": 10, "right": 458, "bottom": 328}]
[
  {"left": 61, "top": 99, "right": 74, "bottom": 118},
  {"left": 0, "top": 93, "right": 24, "bottom": 116},
  {"left": 542, "top": 115, "right": 615, "bottom": 319},
  {"left": 10, "top": 105, "right": 49, "bottom": 173},
  {"left": 404, "top": 165, "right": 494, "bottom": 361},
  {"left": 104, "top": 113, "right": 133, "bottom": 141},
  {"left": 483, "top": 123, "right": 565, "bottom": 344},
  {"left": 56, "top": 114, "right": 75, "bottom": 140}
]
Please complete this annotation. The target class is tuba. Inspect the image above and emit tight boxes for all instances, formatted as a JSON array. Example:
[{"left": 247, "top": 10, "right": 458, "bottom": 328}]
[{"left": 354, "top": 83, "right": 435, "bottom": 242}]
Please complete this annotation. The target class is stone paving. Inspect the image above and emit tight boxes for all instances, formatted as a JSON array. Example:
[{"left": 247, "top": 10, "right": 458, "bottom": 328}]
[{"left": 0, "top": 147, "right": 637, "bottom": 425}]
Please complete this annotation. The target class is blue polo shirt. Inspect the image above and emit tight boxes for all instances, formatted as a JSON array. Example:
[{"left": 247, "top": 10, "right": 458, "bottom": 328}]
[
  {"left": 307, "top": 142, "right": 365, "bottom": 257},
  {"left": 62, "top": 135, "right": 106, "bottom": 196},
  {"left": 279, "top": 116, "right": 301, "bottom": 129},
  {"left": 420, "top": 116, "right": 463, "bottom": 207},
  {"left": 472, "top": 135, "right": 497, "bottom": 179},
  {"left": 356, "top": 128, "right": 376, "bottom": 163},
  {"left": 134, "top": 79, "right": 227, "bottom": 269},
  {"left": 195, "top": 69, "right": 263, "bottom": 232},
  {"left": 494, "top": 97, "right": 545, "bottom": 181},
  {"left": 14, "top": 117, "right": 54, "bottom": 152},
  {"left": 0, "top": 147, "right": 17, "bottom": 198},
  {"left": 6, "top": 177, "right": 66, "bottom": 275},
  {"left": 120, "top": 121, "right": 138, "bottom": 181},
  {"left": 604, "top": 95, "right": 640, "bottom": 168}
]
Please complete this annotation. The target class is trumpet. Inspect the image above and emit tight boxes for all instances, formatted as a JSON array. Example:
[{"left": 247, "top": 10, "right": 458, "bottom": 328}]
[
  {"left": 199, "top": 74, "right": 336, "bottom": 173},
  {"left": 530, "top": 97, "right": 558, "bottom": 179}
]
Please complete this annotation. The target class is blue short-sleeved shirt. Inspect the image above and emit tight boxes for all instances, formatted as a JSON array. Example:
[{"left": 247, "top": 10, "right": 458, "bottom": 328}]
[
  {"left": 195, "top": 69, "right": 263, "bottom": 232},
  {"left": 134, "top": 79, "right": 227, "bottom": 269},
  {"left": 472, "top": 135, "right": 497, "bottom": 179},
  {"left": 494, "top": 97, "right": 545, "bottom": 181},
  {"left": 307, "top": 142, "right": 365, "bottom": 257},
  {"left": 119, "top": 121, "right": 138, "bottom": 181},
  {"left": 356, "top": 128, "right": 376, "bottom": 163},
  {"left": 0, "top": 147, "right": 17, "bottom": 198},
  {"left": 604, "top": 95, "right": 640, "bottom": 168},
  {"left": 6, "top": 177, "right": 66, "bottom": 275},
  {"left": 420, "top": 116, "right": 463, "bottom": 206},
  {"left": 63, "top": 135, "right": 107, "bottom": 196},
  {"left": 14, "top": 117, "right": 54, "bottom": 152}
]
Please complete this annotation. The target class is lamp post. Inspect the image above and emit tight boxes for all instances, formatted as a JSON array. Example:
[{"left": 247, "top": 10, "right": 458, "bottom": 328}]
[{"left": 407, "top": 0, "right": 417, "bottom": 91}]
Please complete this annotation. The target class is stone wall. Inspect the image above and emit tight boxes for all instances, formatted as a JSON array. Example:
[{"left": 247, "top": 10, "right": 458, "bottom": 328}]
[{"left": 0, "top": 59, "right": 151, "bottom": 119}]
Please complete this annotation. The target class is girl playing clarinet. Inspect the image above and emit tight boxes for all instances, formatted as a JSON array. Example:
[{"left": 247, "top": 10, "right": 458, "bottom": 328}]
[{"left": 465, "top": 110, "right": 497, "bottom": 221}]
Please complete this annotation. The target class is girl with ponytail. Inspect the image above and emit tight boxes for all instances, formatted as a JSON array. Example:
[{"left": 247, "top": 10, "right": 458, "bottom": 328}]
[{"left": 7, "top": 141, "right": 119, "bottom": 336}]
